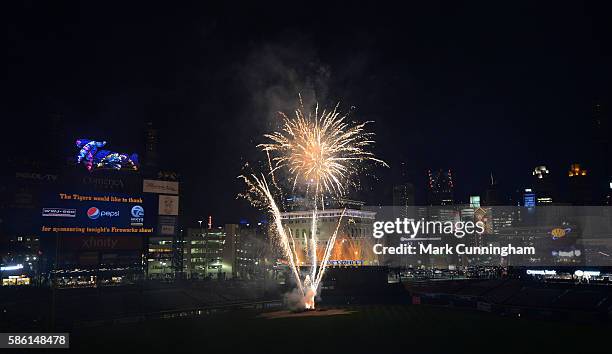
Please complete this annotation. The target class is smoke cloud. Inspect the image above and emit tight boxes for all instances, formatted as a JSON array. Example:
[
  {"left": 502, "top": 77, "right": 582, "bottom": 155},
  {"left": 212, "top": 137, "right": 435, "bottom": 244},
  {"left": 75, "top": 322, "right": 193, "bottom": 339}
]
[
  {"left": 241, "top": 35, "right": 332, "bottom": 132},
  {"left": 283, "top": 286, "right": 321, "bottom": 311}
]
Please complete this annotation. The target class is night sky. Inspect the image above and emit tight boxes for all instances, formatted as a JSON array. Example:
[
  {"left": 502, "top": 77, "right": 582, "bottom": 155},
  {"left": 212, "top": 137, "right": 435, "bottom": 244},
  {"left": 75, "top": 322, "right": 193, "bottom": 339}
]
[{"left": 3, "top": 2, "right": 611, "bottom": 225}]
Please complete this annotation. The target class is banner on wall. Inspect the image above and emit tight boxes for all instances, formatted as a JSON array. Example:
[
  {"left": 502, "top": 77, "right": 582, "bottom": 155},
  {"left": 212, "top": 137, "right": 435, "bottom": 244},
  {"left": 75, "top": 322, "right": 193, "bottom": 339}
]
[
  {"left": 158, "top": 195, "right": 179, "bottom": 216},
  {"left": 143, "top": 179, "right": 179, "bottom": 195},
  {"left": 158, "top": 215, "right": 177, "bottom": 236}
]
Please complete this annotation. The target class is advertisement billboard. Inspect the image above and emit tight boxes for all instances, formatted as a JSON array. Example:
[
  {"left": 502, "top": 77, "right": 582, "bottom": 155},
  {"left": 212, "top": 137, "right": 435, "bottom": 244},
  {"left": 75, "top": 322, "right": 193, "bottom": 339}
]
[
  {"left": 143, "top": 179, "right": 179, "bottom": 195},
  {"left": 158, "top": 215, "right": 177, "bottom": 236},
  {"left": 40, "top": 192, "right": 156, "bottom": 236},
  {"left": 59, "top": 235, "right": 143, "bottom": 251},
  {"left": 158, "top": 195, "right": 179, "bottom": 215}
]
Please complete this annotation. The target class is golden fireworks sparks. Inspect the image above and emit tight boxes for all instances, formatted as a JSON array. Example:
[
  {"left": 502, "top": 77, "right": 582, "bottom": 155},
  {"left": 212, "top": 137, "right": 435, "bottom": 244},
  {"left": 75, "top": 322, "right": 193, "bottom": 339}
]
[{"left": 259, "top": 97, "right": 387, "bottom": 198}]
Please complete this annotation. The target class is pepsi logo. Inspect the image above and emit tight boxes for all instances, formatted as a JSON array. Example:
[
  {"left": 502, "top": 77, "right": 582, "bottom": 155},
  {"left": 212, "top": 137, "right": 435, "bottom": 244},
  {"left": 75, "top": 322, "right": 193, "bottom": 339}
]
[
  {"left": 87, "top": 207, "right": 119, "bottom": 219},
  {"left": 87, "top": 207, "right": 100, "bottom": 220}
]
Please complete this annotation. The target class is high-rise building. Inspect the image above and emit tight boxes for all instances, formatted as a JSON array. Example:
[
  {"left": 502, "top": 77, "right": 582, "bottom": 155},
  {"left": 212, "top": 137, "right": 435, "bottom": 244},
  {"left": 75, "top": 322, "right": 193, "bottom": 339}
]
[
  {"left": 592, "top": 103, "right": 611, "bottom": 190},
  {"left": 568, "top": 163, "right": 587, "bottom": 177},
  {"left": 232, "top": 222, "right": 269, "bottom": 279},
  {"left": 532, "top": 165, "right": 549, "bottom": 179},
  {"left": 144, "top": 121, "right": 159, "bottom": 170},
  {"left": 392, "top": 183, "right": 415, "bottom": 219},
  {"left": 48, "top": 113, "right": 66, "bottom": 165},
  {"left": 427, "top": 169, "right": 454, "bottom": 206},
  {"left": 532, "top": 165, "right": 554, "bottom": 204},
  {"left": 469, "top": 196, "right": 481, "bottom": 208},
  {"left": 523, "top": 188, "right": 536, "bottom": 207},
  {"left": 222, "top": 223, "right": 239, "bottom": 278},
  {"left": 484, "top": 173, "right": 501, "bottom": 206},
  {"left": 183, "top": 223, "right": 270, "bottom": 280},
  {"left": 568, "top": 163, "right": 594, "bottom": 205},
  {"left": 183, "top": 226, "right": 231, "bottom": 279}
]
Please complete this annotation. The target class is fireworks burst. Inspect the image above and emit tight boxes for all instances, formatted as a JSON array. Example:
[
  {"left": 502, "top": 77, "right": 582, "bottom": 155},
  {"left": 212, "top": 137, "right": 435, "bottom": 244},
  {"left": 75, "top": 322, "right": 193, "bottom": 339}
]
[
  {"left": 240, "top": 96, "right": 386, "bottom": 309},
  {"left": 259, "top": 97, "right": 388, "bottom": 199}
]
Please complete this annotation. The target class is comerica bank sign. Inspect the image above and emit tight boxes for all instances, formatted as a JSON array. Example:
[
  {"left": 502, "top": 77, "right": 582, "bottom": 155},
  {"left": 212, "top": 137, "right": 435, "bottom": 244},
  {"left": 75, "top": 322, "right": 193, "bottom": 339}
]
[{"left": 82, "top": 176, "right": 125, "bottom": 190}]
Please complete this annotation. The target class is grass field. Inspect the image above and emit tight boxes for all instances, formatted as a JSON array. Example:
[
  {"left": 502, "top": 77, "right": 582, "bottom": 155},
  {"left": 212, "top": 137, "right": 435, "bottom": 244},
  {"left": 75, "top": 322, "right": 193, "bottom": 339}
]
[{"left": 71, "top": 305, "right": 611, "bottom": 353}]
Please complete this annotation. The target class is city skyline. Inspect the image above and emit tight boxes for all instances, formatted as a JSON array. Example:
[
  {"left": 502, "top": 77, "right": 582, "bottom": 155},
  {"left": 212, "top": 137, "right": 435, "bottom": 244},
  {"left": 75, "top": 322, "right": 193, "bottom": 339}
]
[
  {"left": 2, "top": 119, "right": 610, "bottom": 225},
  {"left": 3, "top": 3, "right": 612, "bottom": 352},
  {"left": 2, "top": 2, "right": 611, "bottom": 224}
]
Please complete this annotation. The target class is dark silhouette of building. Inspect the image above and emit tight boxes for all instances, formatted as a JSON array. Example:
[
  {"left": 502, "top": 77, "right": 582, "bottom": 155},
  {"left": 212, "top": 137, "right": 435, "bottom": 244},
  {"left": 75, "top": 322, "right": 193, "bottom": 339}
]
[
  {"left": 144, "top": 121, "right": 159, "bottom": 171},
  {"left": 532, "top": 165, "right": 555, "bottom": 204},
  {"left": 48, "top": 113, "right": 67, "bottom": 166},
  {"left": 484, "top": 173, "right": 502, "bottom": 205},
  {"left": 567, "top": 163, "right": 594, "bottom": 205},
  {"left": 427, "top": 169, "right": 454, "bottom": 206},
  {"left": 591, "top": 103, "right": 611, "bottom": 203},
  {"left": 392, "top": 183, "right": 415, "bottom": 219}
]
